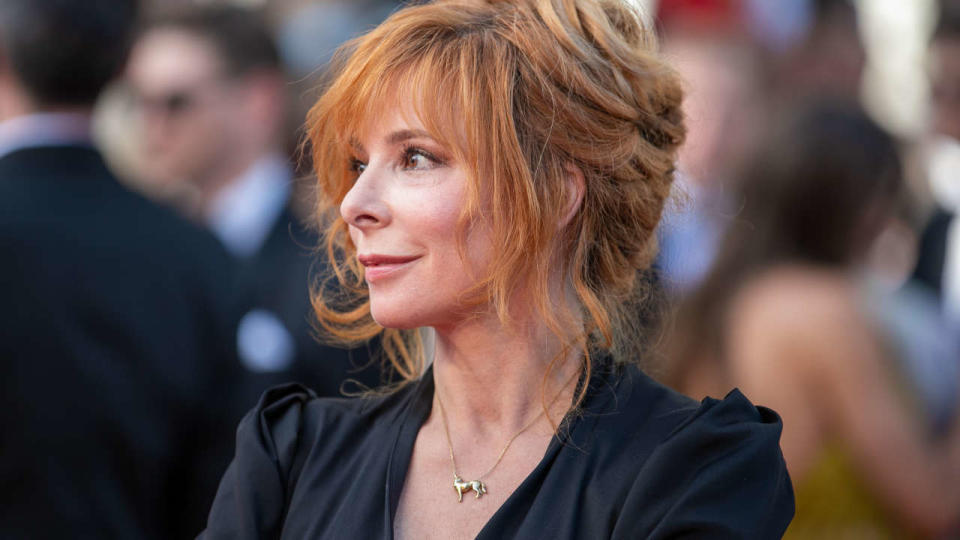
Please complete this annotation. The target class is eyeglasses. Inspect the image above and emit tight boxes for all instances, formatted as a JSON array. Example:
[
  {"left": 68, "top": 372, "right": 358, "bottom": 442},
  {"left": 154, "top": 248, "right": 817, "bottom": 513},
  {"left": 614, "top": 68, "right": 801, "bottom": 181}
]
[
  {"left": 133, "top": 89, "right": 200, "bottom": 117},
  {"left": 130, "top": 79, "right": 225, "bottom": 118}
]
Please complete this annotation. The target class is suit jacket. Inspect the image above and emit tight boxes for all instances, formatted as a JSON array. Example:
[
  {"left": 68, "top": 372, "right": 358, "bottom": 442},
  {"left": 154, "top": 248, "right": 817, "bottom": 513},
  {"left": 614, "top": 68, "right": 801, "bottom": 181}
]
[
  {"left": 0, "top": 145, "right": 243, "bottom": 539},
  {"left": 913, "top": 208, "right": 954, "bottom": 298},
  {"left": 232, "top": 205, "right": 380, "bottom": 407}
]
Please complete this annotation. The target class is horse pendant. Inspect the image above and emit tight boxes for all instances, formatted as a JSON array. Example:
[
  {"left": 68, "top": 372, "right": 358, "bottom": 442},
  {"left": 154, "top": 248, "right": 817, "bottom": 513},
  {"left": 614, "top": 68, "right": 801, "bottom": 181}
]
[{"left": 452, "top": 475, "right": 487, "bottom": 502}]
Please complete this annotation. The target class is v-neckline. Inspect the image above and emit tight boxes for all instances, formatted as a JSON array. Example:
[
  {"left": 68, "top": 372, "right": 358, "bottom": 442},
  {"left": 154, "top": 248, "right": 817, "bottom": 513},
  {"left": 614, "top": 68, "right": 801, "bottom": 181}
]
[{"left": 383, "top": 362, "right": 618, "bottom": 539}]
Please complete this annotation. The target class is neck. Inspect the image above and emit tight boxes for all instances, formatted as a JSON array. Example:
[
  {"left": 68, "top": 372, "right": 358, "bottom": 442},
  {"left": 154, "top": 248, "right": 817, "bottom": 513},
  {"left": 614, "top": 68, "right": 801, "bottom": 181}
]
[
  {"left": 196, "top": 147, "right": 276, "bottom": 214},
  {"left": 431, "top": 308, "right": 581, "bottom": 440},
  {"left": 0, "top": 85, "right": 90, "bottom": 123}
]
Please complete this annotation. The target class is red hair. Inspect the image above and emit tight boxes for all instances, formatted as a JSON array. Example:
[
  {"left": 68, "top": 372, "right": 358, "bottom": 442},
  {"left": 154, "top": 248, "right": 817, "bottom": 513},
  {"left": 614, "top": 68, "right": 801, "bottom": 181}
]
[{"left": 307, "top": 0, "right": 685, "bottom": 404}]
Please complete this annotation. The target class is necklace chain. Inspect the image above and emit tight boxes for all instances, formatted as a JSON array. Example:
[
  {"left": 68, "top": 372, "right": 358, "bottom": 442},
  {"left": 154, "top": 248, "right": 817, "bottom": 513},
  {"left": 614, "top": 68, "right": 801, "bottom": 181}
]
[
  {"left": 434, "top": 387, "right": 548, "bottom": 481},
  {"left": 432, "top": 362, "right": 578, "bottom": 502},
  {"left": 433, "top": 368, "right": 575, "bottom": 484}
]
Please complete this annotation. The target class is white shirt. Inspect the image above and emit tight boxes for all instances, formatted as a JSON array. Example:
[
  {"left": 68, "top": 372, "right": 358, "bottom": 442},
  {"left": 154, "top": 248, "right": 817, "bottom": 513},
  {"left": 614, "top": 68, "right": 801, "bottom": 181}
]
[
  {"left": 205, "top": 154, "right": 298, "bottom": 373},
  {"left": 205, "top": 154, "right": 292, "bottom": 259}
]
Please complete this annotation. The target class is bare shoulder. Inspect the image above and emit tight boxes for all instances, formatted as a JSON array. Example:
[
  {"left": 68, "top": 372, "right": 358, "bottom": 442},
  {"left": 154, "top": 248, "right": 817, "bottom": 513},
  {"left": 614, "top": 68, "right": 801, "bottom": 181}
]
[
  {"left": 726, "top": 265, "right": 871, "bottom": 373},
  {"left": 730, "top": 265, "right": 861, "bottom": 335}
]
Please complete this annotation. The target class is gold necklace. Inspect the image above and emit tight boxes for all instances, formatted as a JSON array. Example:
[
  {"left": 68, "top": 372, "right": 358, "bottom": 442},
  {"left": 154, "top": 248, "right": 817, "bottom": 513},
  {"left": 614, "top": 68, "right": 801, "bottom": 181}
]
[{"left": 433, "top": 374, "right": 573, "bottom": 503}]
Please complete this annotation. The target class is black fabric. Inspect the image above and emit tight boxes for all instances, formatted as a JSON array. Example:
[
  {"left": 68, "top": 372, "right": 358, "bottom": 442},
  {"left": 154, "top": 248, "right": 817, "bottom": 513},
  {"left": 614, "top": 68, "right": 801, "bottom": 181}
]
[
  {"left": 0, "top": 146, "right": 244, "bottom": 539},
  {"left": 200, "top": 363, "right": 795, "bottom": 539},
  {"left": 231, "top": 206, "right": 380, "bottom": 408},
  {"left": 912, "top": 208, "right": 954, "bottom": 297}
]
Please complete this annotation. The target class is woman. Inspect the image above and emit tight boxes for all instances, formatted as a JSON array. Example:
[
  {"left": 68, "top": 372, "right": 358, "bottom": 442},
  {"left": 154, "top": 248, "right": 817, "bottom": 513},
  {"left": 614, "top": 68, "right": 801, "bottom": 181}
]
[
  {"left": 664, "top": 103, "right": 960, "bottom": 537},
  {"left": 200, "top": 1, "right": 793, "bottom": 538}
]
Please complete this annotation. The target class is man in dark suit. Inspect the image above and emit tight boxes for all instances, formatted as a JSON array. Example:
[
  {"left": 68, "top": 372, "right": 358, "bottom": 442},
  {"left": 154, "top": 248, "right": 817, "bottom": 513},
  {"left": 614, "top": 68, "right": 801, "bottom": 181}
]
[
  {"left": 126, "top": 5, "right": 380, "bottom": 406},
  {"left": 0, "top": 1, "right": 243, "bottom": 537},
  {"left": 914, "top": 209, "right": 956, "bottom": 297}
]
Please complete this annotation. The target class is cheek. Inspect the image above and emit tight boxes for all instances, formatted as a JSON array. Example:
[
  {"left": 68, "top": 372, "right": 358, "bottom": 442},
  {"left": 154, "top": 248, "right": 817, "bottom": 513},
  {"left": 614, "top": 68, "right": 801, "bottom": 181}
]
[
  {"left": 203, "top": 109, "right": 235, "bottom": 141},
  {"left": 462, "top": 223, "right": 495, "bottom": 283},
  {"left": 423, "top": 208, "right": 460, "bottom": 240},
  {"left": 164, "top": 116, "right": 212, "bottom": 154},
  {"left": 424, "top": 217, "right": 494, "bottom": 297},
  {"left": 422, "top": 195, "right": 467, "bottom": 261},
  {"left": 393, "top": 179, "right": 466, "bottom": 248}
]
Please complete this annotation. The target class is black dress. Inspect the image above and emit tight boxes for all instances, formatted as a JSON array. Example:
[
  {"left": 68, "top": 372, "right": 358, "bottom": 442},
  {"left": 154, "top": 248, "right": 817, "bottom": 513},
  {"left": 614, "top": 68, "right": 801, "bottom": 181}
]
[{"left": 200, "top": 362, "right": 794, "bottom": 539}]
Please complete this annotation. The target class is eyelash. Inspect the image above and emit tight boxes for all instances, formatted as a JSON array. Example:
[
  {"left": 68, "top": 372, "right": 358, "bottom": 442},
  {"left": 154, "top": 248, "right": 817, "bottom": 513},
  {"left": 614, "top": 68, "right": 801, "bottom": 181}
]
[
  {"left": 400, "top": 145, "right": 444, "bottom": 170},
  {"left": 349, "top": 158, "right": 366, "bottom": 175},
  {"left": 347, "top": 145, "right": 445, "bottom": 177}
]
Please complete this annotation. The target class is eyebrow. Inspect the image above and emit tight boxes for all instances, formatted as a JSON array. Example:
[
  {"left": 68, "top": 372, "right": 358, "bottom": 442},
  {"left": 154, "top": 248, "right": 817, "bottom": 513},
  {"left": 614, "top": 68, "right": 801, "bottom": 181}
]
[
  {"left": 386, "top": 129, "right": 433, "bottom": 145},
  {"left": 349, "top": 129, "right": 434, "bottom": 153}
]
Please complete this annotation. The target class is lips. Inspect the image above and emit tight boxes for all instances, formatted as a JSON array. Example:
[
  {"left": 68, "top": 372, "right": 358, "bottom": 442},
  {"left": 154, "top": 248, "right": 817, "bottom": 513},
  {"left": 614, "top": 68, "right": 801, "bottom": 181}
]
[{"left": 358, "top": 253, "right": 420, "bottom": 283}]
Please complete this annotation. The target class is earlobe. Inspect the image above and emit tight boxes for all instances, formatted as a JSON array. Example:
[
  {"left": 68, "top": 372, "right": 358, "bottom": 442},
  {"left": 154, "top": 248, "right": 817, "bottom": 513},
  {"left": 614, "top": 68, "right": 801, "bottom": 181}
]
[{"left": 559, "top": 163, "right": 585, "bottom": 229}]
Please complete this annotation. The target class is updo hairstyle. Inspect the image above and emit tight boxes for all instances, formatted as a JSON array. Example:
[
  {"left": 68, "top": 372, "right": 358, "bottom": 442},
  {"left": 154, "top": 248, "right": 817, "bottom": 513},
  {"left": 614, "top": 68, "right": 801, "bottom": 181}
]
[{"left": 307, "top": 0, "right": 685, "bottom": 400}]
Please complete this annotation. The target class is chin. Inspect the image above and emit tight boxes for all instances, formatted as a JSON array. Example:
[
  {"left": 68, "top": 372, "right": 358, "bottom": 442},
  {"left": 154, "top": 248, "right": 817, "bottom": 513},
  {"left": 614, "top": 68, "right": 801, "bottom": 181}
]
[
  {"left": 369, "top": 303, "right": 428, "bottom": 330},
  {"left": 369, "top": 295, "right": 463, "bottom": 330}
]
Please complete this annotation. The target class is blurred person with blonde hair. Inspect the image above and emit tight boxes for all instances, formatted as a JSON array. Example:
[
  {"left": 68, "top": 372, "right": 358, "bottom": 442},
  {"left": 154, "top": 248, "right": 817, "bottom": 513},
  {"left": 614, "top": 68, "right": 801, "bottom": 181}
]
[
  {"left": 664, "top": 102, "right": 960, "bottom": 538},
  {"left": 199, "top": 0, "right": 794, "bottom": 538}
]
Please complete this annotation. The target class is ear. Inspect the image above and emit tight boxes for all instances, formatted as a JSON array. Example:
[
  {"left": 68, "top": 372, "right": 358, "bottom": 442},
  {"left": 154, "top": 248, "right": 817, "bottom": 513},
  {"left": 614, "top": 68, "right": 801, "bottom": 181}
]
[{"left": 559, "top": 162, "right": 585, "bottom": 229}]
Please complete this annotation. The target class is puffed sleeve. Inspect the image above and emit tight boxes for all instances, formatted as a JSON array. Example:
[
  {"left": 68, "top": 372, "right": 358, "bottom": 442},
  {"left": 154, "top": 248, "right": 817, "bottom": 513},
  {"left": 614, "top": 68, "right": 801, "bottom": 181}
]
[
  {"left": 198, "top": 383, "right": 317, "bottom": 540},
  {"left": 614, "top": 390, "right": 795, "bottom": 539}
]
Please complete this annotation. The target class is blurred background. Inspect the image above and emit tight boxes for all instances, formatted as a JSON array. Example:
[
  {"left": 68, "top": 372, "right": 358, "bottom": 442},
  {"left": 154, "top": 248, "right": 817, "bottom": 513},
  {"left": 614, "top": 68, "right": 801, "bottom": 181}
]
[{"left": 2, "top": 0, "right": 959, "bottom": 537}]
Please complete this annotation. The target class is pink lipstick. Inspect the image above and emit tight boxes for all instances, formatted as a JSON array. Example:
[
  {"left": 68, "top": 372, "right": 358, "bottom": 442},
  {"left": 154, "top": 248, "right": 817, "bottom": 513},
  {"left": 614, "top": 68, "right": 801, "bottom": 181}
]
[{"left": 358, "top": 254, "right": 420, "bottom": 283}]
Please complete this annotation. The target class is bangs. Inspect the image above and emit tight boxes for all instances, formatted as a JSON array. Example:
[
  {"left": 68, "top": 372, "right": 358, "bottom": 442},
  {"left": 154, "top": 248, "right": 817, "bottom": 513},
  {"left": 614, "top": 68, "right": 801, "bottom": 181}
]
[
  {"left": 308, "top": 0, "right": 685, "bottom": 395},
  {"left": 340, "top": 61, "right": 465, "bottom": 158},
  {"left": 309, "top": 21, "right": 491, "bottom": 210}
]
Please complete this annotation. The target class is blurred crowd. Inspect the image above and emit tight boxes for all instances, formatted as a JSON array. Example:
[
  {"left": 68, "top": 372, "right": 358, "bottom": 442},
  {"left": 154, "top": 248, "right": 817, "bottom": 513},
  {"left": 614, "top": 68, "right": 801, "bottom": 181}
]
[
  {"left": 652, "top": 0, "right": 960, "bottom": 537},
  {"left": 1, "top": 0, "right": 958, "bottom": 537}
]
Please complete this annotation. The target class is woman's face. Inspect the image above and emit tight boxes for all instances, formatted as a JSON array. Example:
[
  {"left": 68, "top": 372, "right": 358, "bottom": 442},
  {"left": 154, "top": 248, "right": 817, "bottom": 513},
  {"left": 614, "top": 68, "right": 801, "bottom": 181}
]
[{"left": 340, "top": 108, "right": 492, "bottom": 330}]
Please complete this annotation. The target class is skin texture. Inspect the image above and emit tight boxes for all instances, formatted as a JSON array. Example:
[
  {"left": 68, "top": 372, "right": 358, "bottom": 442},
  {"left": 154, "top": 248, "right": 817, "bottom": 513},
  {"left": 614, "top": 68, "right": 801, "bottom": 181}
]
[{"left": 341, "top": 108, "right": 582, "bottom": 540}]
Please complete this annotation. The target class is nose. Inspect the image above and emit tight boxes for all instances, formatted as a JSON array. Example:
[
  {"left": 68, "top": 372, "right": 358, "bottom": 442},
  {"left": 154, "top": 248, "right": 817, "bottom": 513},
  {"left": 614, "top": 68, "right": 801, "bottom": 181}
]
[{"left": 339, "top": 167, "right": 390, "bottom": 231}]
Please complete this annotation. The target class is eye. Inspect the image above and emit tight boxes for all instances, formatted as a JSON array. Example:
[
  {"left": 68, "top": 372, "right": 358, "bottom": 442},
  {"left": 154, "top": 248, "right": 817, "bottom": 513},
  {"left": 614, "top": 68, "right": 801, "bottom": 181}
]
[
  {"left": 349, "top": 157, "right": 367, "bottom": 175},
  {"left": 401, "top": 146, "right": 442, "bottom": 171}
]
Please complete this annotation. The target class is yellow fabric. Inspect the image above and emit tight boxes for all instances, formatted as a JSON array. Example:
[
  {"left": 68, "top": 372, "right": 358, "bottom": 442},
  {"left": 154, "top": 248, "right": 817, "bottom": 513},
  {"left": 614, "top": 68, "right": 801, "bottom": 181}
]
[{"left": 785, "top": 445, "right": 913, "bottom": 539}]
